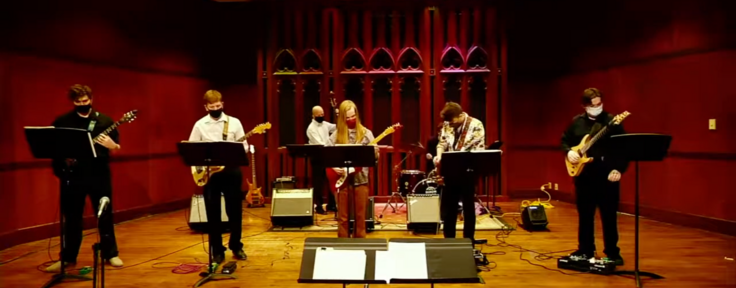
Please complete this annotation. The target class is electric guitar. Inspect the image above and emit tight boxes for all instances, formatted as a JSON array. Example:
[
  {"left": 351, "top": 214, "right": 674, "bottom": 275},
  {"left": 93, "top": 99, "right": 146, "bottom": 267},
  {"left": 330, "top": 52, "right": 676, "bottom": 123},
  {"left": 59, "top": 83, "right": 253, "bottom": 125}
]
[
  {"left": 565, "top": 111, "right": 630, "bottom": 177},
  {"left": 190, "top": 122, "right": 271, "bottom": 186},
  {"left": 329, "top": 92, "right": 338, "bottom": 120},
  {"left": 245, "top": 145, "right": 264, "bottom": 207},
  {"left": 65, "top": 110, "right": 138, "bottom": 167},
  {"left": 326, "top": 123, "right": 402, "bottom": 191}
]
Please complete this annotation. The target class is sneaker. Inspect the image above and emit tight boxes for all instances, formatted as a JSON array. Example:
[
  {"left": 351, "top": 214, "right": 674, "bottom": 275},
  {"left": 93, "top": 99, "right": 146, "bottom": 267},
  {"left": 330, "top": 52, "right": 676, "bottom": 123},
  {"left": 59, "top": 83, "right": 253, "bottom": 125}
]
[
  {"left": 606, "top": 254, "right": 624, "bottom": 266},
  {"left": 213, "top": 253, "right": 225, "bottom": 264},
  {"left": 45, "top": 261, "right": 75, "bottom": 273},
  {"left": 107, "top": 257, "right": 124, "bottom": 267},
  {"left": 315, "top": 206, "right": 327, "bottom": 215},
  {"left": 233, "top": 249, "right": 247, "bottom": 260}
]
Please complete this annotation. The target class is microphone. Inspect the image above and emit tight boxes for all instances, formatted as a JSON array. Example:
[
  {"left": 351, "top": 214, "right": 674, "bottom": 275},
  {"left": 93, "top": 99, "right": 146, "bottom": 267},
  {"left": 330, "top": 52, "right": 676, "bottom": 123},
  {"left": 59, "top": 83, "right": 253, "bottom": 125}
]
[
  {"left": 426, "top": 153, "right": 433, "bottom": 160},
  {"left": 98, "top": 196, "right": 110, "bottom": 218}
]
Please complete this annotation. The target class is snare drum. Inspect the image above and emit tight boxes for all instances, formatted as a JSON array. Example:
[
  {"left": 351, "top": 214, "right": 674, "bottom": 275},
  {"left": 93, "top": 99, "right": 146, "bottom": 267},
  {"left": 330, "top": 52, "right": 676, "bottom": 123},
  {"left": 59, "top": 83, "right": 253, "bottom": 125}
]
[{"left": 399, "top": 170, "right": 426, "bottom": 196}]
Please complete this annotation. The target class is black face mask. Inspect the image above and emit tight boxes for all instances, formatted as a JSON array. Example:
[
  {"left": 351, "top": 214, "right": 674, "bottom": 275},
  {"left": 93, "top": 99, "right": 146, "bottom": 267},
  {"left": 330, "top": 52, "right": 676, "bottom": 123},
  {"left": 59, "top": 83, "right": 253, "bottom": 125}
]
[
  {"left": 75, "top": 104, "right": 92, "bottom": 114},
  {"left": 208, "top": 109, "right": 223, "bottom": 118},
  {"left": 315, "top": 116, "right": 324, "bottom": 123}
]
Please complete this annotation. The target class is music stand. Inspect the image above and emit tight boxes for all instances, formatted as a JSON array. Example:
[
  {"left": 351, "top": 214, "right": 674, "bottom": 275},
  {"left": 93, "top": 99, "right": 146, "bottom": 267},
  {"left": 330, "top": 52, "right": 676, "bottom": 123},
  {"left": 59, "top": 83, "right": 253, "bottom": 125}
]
[
  {"left": 287, "top": 144, "right": 329, "bottom": 217},
  {"left": 486, "top": 141, "right": 504, "bottom": 215},
  {"left": 609, "top": 134, "right": 670, "bottom": 287},
  {"left": 441, "top": 150, "right": 502, "bottom": 216},
  {"left": 24, "top": 126, "right": 96, "bottom": 288},
  {"left": 321, "top": 145, "right": 376, "bottom": 238},
  {"left": 177, "top": 141, "right": 249, "bottom": 287}
]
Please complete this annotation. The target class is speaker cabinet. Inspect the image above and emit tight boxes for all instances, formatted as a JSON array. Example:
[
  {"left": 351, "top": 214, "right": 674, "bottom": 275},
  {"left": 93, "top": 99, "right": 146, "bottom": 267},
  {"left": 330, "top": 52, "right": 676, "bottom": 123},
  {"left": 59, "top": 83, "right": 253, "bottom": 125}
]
[
  {"left": 349, "top": 196, "right": 375, "bottom": 232},
  {"left": 270, "top": 188, "right": 314, "bottom": 227},
  {"left": 188, "top": 194, "right": 229, "bottom": 232},
  {"left": 407, "top": 194, "right": 441, "bottom": 233},
  {"left": 521, "top": 204, "right": 549, "bottom": 230}
]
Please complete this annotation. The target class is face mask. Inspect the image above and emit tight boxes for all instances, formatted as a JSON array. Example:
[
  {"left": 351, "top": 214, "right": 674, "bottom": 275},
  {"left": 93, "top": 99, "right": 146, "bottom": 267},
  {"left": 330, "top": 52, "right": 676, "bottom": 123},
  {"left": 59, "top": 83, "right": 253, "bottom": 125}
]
[
  {"left": 75, "top": 104, "right": 92, "bottom": 114},
  {"left": 315, "top": 116, "right": 324, "bottom": 123},
  {"left": 586, "top": 105, "right": 603, "bottom": 117},
  {"left": 346, "top": 118, "right": 357, "bottom": 129},
  {"left": 209, "top": 109, "right": 223, "bottom": 118}
]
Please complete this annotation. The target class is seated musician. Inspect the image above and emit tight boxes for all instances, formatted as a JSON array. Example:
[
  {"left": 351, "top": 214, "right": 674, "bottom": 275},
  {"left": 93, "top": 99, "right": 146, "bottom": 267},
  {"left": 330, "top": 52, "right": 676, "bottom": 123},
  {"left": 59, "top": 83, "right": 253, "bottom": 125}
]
[{"left": 326, "top": 100, "right": 378, "bottom": 238}]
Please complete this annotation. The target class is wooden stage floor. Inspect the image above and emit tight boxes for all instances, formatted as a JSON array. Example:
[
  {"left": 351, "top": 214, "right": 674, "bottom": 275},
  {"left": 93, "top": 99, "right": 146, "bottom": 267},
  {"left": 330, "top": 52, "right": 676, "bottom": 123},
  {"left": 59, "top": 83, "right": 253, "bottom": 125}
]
[{"left": 1, "top": 201, "right": 734, "bottom": 288}]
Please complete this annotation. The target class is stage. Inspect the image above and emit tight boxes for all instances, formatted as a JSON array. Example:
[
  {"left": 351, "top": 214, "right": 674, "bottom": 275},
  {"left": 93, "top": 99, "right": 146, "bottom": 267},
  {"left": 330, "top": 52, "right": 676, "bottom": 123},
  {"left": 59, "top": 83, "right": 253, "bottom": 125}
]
[{"left": 0, "top": 201, "right": 733, "bottom": 288}]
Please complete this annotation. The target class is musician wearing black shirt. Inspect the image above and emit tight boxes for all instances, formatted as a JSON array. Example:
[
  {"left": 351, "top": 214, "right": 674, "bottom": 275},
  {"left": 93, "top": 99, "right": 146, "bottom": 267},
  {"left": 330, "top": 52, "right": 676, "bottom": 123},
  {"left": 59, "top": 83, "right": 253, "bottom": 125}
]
[
  {"left": 561, "top": 88, "right": 627, "bottom": 265},
  {"left": 47, "top": 84, "right": 123, "bottom": 273}
]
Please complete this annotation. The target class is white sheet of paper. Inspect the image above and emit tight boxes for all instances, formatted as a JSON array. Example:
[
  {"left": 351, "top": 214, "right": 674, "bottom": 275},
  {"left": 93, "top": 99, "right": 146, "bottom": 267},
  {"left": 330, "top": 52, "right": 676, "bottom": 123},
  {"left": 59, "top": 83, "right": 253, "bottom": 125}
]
[
  {"left": 387, "top": 242, "right": 429, "bottom": 279},
  {"left": 312, "top": 248, "right": 366, "bottom": 280},
  {"left": 374, "top": 250, "right": 395, "bottom": 283}
]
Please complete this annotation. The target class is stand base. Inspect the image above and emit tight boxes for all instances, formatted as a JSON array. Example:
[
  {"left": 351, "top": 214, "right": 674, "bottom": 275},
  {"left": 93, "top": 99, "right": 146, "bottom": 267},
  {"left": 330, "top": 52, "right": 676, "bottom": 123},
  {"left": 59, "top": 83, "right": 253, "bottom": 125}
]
[
  {"left": 615, "top": 270, "right": 664, "bottom": 287},
  {"left": 378, "top": 192, "right": 405, "bottom": 218},
  {"left": 194, "top": 272, "right": 237, "bottom": 287},
  {"left": 41, "top": 272, "right": 92, "bottom": 288}
]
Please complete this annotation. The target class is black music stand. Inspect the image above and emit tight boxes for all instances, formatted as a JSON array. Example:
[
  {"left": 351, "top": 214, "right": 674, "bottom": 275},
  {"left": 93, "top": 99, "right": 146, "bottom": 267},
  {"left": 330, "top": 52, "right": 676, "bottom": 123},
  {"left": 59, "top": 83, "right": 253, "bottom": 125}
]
[
  {"left": 24, "top": 126, "right": 96, "bottom": 288},
  {"left": 321, "top": 145, "right": 376, "bottom": 238},
  {"left": 287, "top": 144, "right": 330, "bottom": 217},
  {"left": 486, "top": 141, "right": 504, "bottom": 215},
  {"left": 609, "top": 134, "right": 670, "bottom": 287},
  {"left": 441, "top": 150, "right": 502, "bottom": 217},
  {"left": 177, "top": 141, "right": 249, "bottom": 287}
]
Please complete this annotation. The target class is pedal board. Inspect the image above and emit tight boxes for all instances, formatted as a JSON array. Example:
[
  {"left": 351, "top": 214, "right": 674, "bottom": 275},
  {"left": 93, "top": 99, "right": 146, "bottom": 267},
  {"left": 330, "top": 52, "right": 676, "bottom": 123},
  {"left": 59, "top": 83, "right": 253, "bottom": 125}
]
[{"left": 557, "top": 255, "right": 616, "bottom": 275}]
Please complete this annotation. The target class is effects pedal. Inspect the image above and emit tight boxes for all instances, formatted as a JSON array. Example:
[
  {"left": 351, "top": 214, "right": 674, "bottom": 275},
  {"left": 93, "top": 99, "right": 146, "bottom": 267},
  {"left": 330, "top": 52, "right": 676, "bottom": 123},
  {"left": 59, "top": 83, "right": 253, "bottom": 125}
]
[
  {"left": 557, "top": 255, "right": 616, "bottom": 275},
  {"left": 221, "top": 261, "right": 237, "bottom": 274},
  {"left": 473, "top": 249, "right": 489, "bottom": 266}
]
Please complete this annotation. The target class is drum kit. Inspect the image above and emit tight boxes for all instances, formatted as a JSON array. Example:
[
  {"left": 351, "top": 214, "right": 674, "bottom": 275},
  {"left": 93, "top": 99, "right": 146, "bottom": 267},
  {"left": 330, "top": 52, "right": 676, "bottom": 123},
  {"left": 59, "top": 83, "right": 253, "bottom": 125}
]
[{"left": 378, "top": 142, "right": 444, "bottom": 218}]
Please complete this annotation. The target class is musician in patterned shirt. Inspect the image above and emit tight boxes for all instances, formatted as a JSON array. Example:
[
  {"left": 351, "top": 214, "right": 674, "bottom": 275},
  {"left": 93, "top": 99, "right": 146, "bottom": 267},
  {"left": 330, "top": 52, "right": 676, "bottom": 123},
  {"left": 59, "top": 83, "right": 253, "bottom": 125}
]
[{"left": 433, "top": 102, "right": 486, "bottom": 242}]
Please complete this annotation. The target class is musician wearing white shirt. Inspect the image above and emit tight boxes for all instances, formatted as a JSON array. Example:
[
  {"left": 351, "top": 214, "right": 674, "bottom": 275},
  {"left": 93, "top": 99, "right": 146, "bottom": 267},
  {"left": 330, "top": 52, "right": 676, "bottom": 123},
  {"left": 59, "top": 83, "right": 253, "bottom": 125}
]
[{"left": 306, "top": 106, "right": 337, "bottom": 214}]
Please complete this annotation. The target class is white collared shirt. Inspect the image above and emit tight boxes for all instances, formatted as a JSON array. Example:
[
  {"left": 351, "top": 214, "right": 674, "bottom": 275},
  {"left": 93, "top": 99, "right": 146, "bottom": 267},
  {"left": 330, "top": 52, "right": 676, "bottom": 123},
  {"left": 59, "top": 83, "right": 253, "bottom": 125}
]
[
  {"left": 306, "top": 119, "right": 336, "bottom": 145},
  {"left": 189, "top": 113, "right": 246, "bottom": 142}
]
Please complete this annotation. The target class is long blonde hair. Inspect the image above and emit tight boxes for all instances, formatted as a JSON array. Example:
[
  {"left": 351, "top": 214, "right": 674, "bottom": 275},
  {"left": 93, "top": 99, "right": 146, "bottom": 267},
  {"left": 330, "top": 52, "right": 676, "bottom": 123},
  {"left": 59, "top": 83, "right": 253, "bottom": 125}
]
[{"left": 335, "top": 100, "right": 365, "bottom": 144}]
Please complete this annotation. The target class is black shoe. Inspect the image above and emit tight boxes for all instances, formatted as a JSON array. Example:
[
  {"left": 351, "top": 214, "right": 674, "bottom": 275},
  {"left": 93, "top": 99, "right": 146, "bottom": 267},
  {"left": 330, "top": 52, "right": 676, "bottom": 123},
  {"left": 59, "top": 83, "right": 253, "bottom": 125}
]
[
  {"left": 233, "top": 249, "right": 247, "bottom": 260},
  {"left": 606, "top": 254, "right": 624, "bottom": 266},
  {"left": 213, "top": 253, "right": 225, "bottom": 264},
  {"left": 326, "top": 205, "right": 337, "bottom": 212},
  {"left": 315, "top": 206, "right": 327, "bottom": 215}
]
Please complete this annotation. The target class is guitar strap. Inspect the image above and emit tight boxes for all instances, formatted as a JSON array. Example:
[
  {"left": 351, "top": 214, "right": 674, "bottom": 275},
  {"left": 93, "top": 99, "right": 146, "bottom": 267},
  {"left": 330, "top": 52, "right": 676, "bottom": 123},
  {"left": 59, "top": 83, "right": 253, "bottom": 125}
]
[
  {"left": 454, "top": 115, "right": 472, "bottom": 151},
  {"left": 87, "top": 111, "right": 100, "bottom": 132},
  {"left": 222, "top": 115, "right": 230, "bottom": 140}
]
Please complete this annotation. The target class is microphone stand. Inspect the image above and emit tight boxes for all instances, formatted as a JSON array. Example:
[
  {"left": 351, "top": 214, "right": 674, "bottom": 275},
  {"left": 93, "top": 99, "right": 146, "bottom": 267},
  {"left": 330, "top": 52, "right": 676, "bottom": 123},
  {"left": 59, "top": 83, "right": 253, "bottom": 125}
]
[
  {"left": 92, "top": 205, "right": 106, "bottom": 288},
  {"left": 378, "top": 144, "right": 419, "bottom": 219}
]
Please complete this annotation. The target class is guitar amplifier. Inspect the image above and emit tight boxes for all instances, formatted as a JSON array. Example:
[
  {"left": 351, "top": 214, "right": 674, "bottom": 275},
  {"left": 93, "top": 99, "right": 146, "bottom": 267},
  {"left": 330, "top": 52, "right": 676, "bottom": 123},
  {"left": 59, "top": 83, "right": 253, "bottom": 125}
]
[
  {"left": 272, "top": 176, "right": 296, "bottom": 190},
  {"left": 349, "top": 196, "right": 376, "bottom": 232},
  {"left": 188, "top": 194, "right": 229, "bottom": 232},
  {"left": 407, "top": 194, "right": 441, "bottom": 234},
  {"left": 270, "top": 188, "right": 313, "bottom": 227}
]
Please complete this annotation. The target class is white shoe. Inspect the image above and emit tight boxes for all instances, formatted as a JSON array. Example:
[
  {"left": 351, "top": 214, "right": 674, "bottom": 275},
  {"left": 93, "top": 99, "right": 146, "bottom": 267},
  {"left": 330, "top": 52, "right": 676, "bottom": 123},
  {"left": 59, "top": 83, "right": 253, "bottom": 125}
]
[
  {"left": 107, "top": 257, "right": 123, "bottom": 267},
  {"left": 45, "top": 261, "right": 74, "bottom": 273}
]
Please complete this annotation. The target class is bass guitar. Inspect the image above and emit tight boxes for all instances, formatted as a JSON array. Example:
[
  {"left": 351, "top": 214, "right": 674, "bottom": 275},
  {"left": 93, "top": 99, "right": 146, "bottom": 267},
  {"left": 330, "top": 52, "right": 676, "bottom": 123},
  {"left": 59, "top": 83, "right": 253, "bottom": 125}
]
[
  {"left": 326, "top": 123, "right": 402, "bottom": 191},
  {"left": 190, "top": 122, "right": 271, "bottom": 186},
  {"left": 245, "top": 145, "right": 265, "bottom": 207},
  {"left": 565, "top": 111, "right": 630, "bottom": 177}
]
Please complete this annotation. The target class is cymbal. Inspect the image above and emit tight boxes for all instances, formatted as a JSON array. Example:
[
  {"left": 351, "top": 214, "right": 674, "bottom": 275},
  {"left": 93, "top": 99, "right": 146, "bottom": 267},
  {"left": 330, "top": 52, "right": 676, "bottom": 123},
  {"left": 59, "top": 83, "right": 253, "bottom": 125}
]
[{"left": 399, "top": 142, "right": 426, "bottom": 152}]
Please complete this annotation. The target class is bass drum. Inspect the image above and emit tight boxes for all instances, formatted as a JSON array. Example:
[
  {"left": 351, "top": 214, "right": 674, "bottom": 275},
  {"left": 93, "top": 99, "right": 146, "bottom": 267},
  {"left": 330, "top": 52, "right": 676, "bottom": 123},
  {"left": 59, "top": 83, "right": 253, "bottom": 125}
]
[{"left": 399, "top": 170, "right": 425, "bottom": 196}]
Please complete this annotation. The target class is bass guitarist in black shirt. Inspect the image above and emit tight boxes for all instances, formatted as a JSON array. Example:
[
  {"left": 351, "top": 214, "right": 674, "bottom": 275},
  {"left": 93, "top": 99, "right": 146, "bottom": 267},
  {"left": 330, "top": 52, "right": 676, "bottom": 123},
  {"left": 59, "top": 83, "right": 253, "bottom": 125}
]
[
  {"left": 46, "top": 84, "right": 124, "bottom": 273},
  {"left": 561, "top": 88, "right": 628, "bottom": 266}
]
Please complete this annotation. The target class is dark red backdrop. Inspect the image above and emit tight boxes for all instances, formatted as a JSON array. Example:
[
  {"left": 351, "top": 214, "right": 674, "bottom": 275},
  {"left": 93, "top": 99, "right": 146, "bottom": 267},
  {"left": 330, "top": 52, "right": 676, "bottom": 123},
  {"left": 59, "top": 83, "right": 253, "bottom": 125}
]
[{"left": 506, "top": 0, "right": 736, "bottom": 234}]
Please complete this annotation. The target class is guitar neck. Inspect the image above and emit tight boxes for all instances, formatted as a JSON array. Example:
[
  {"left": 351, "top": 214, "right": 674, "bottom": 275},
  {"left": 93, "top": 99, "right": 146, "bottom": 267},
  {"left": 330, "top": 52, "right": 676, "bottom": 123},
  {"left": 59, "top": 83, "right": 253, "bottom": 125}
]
[
  {"left": 581, "top": 125, "right": 610, "bottom": 153},
  {"left": 237, "top": 131, "right": 254, "bottom": 142},
  {"left": 369, "top": 131, "right": 391, "bottom": 145},
  {"left": 251, "top": 151, "right": 257, "bottom": 187},
  {"left": 93, "top": 121, "right": 123, "bottom": 140}
]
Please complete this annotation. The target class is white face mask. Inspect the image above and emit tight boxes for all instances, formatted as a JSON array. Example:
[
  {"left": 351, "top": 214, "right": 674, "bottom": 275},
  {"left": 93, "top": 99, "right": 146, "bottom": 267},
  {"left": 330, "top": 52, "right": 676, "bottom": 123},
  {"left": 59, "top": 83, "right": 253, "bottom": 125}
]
[{"left": 586, "top": 104, "right": 603, "bottom": 117}]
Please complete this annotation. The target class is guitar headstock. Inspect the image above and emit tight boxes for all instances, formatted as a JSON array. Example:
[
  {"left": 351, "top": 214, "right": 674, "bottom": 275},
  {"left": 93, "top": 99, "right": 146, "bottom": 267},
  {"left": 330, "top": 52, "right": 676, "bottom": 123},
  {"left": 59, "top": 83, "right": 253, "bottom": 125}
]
[
  {"left": 252, "top": 122, "right": 272, "bottom": 134},
  {"left": 249, "top": 144, "right": 255, "bottom": 154},
  {"left": 385, "top": 123, "right": 403, "bottom": 134},
  {"left": 612, "top": 111, "right": 630, "bottom": 125},
  {"left": 118, "top": 110, "right": 138, "bottom": 124},
  {"left": 329, "top": 91, "right": 337, "bottom": 109}
]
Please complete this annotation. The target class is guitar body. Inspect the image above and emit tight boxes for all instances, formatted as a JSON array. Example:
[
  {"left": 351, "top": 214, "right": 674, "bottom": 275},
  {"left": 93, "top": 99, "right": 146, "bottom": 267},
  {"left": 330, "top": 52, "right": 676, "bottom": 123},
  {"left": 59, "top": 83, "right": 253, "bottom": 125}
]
[
  {"left": 565, "top": 134, "right": 595, "bottom": 177},
  {"left": 245, "top": 179, "right": 264, "bottom": 207},
  {"left": 326, "top": 167, "right": 355, "bottom": 192},
  {"left": 190, "top": 166, "right": 225, "bottom": 187}
]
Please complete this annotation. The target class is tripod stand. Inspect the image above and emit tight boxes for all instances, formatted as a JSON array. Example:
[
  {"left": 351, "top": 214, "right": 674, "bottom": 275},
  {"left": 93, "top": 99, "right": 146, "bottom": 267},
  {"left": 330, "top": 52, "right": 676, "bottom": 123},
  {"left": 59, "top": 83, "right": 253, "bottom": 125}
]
[
  {"left": 610, "top": 134, "right": 670, "bottom": 287},
  {"left": 25, "top": 127, "right": 94, "bottom": 288},
  {"left": 379, "top": 149, "right": 414, "bottom": 218},
  {"left": 178, "top": 141, "right": 249, "bottom": 287}
]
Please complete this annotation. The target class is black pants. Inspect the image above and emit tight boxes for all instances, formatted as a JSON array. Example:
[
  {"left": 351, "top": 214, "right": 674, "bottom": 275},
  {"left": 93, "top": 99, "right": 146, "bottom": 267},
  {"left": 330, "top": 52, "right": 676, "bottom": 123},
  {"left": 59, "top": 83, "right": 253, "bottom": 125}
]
[
  {"left": 203, "top": 168, "right": 243, "bottom": 254},
  {"left": 440, "top": 178, "right": 476, "bottom": 240},
  {"left": 60, "top": 170, "right": 118, "bottom": 262},
  {"left": 574, "top": 165, "right": 621, "bottom": 256},
  {"left": 311, "top": 162, "right": 336, "bottom": 209}
]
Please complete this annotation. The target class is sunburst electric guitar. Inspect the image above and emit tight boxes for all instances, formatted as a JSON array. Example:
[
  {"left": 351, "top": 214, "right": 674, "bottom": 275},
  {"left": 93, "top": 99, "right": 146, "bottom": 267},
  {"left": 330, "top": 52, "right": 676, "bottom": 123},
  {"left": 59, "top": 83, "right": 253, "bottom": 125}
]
[
  {"left": 326, "top": 123, "right": 402, "bottom": 191},
  {"left": 565, "top": 111, "right": 630, "bottom": 177},
  {"left": 190, "top": 122, "right": 271, "bottom": 186},
  {"left": 245, "top": 144, "right": 265, "bottom": 207}
]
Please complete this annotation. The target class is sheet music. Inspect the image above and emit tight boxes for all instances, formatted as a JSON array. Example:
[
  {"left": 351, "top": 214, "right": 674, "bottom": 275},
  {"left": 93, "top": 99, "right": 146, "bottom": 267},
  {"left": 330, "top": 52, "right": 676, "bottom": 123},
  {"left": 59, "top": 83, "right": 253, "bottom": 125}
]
[
  {"left": 374, "top": 242, "right": 428, "bottom": 281},
  {"left": 312, "top": 248, "right": 366, "bottom": 280}
]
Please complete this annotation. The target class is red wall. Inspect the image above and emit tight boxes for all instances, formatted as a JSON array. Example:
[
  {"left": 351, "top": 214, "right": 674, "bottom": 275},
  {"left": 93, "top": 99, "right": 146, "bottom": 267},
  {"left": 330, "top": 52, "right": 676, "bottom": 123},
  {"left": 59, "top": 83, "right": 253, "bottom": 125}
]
[
  {"left": 0, "top": 0, "right": 262, "bottom": 249},
  {"left": 506, "top": 0, "right": 736, "bottom": 227}
]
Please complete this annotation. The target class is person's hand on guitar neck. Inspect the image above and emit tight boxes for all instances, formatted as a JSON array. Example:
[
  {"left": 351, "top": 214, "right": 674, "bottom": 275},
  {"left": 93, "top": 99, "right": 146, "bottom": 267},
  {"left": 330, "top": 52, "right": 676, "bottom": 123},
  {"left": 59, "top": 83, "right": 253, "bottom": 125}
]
[
  {"left": 608, "top": 170, "right": 621, "bottom": 182},
  {"left": 567, "top": 150, "right": 580, "bottom": 164}
]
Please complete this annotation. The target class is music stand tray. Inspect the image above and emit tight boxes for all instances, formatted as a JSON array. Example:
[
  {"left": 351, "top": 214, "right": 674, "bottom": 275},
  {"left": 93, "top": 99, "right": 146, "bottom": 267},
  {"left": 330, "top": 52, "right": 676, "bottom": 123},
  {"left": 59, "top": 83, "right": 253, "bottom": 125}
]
[
  {"left": 24, "top": 127, "right": 96, "bottom": 288},
  {"left": 177, "top": 141, "right": 249, "bottom": 287},
  {"left": 321, "top": 145, "right": 376, "bottom": 237},
  {"left": 609, "top": 134, "right": 671, "bottom": 287}
]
